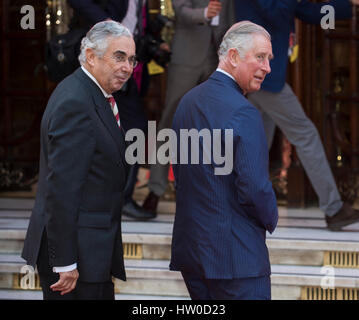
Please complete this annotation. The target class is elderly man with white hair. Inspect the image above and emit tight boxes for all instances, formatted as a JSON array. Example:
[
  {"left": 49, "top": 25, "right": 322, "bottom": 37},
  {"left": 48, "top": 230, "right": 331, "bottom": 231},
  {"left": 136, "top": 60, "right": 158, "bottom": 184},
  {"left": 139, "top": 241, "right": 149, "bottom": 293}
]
[
  {"left": 170, "top": 21, "right": 278, "bottom": 300},
  {"left": 22, "top": 20, "right": 135, "bottom": 300}
]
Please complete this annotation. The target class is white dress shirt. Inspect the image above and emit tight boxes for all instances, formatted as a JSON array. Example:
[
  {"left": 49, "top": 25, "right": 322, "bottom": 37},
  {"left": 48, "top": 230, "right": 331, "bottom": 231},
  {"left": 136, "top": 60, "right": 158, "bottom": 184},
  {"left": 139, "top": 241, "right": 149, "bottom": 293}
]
[
  {"left": 121, "top": 0, "right": 141, "bottom": 35},
  {"left": 204, "top": 7, "right": 219, "bottom": 26}
]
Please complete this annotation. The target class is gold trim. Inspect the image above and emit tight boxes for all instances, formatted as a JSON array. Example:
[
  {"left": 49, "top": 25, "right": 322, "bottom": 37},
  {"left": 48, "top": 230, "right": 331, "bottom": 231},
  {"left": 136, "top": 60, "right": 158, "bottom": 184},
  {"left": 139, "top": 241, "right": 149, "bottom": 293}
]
[
  {"left": 123, "top": 243, "right": 143, "bottom": 259},
  {"left": 301, "top": 287, "right": 359, "bottom": 300},
  {"left": 13, "top": 273, "right": 41, "bottom": 291},
  {"left": 324, "top": 251, "right": 359, "bottom": 268}
]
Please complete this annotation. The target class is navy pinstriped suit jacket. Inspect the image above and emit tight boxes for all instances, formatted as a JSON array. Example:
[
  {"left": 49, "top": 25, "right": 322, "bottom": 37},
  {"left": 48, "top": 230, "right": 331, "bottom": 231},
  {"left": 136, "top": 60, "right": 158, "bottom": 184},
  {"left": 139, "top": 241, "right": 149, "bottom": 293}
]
[{"left": 170, "top": 71, "right": 278, "bottom": 279}]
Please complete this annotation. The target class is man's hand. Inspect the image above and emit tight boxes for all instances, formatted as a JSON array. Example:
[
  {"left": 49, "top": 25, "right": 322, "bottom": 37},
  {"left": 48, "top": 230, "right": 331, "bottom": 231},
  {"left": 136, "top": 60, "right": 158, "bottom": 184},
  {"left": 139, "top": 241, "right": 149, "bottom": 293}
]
[
  {"left": 50, "top": 269, "right": 79, "bottom": 295},
  {"left": 159, "top": 42, "right": 171, "bottom": 52},
  {"left": 351, "top": 0, "right": 359, "bottom": 5},
  {"left": 206, "top": 0, "right": 222, "bottom": 19}
]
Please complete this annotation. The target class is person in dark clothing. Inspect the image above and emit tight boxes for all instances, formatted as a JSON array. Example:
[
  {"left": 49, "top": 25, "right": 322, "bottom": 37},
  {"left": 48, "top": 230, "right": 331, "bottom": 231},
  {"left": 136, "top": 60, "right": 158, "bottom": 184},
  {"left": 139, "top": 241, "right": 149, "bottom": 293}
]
[{"left": 22, "top": 20, "right": 135, "bottom": 300}]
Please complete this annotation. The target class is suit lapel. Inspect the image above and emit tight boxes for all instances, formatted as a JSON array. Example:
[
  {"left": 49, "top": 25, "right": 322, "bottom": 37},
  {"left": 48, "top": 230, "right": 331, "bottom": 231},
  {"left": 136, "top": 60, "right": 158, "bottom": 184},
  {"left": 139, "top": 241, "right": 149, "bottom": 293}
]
[
  {"left": 94, "top": 94, "right": 127, "bottom": 158},
  {"left": 94, "top": 95, "right": 128, "bottom": 173},
  {"left": 73, "top": 68, "right": 127, "bottom": 158}
]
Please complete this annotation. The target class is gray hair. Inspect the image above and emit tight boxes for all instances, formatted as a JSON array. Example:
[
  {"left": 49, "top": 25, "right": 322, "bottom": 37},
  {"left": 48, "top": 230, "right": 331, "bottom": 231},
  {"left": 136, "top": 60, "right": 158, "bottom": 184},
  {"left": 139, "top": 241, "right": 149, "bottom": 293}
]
[
  {"left": 78, "top": 20, "right": 133, "bottom": 65},
  {"left": 218, "top": 21, "right": 271, "bottom": 61}
]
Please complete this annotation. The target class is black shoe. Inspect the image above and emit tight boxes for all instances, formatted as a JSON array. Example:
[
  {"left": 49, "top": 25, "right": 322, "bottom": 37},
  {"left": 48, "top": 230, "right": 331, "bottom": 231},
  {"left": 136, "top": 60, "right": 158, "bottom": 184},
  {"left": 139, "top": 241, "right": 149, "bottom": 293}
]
[
  {"left": 122, "top": 200, "right": 156, "bottom": 220},
  {"left": 142, "top": 191, "right": 159, "bottom": 215},
  {"left": 325, "top": 202, "right": 359, "bottom": 231}
]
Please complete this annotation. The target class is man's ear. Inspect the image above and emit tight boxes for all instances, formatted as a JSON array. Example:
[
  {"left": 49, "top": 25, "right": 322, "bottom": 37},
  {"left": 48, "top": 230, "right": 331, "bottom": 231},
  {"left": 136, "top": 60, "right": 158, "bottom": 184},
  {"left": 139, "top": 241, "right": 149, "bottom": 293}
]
[
  {"left": 227, "top": 48, "right": 239, "bottom": 67},
  {"left": 86, "top": 48, "right": 96, "bottom": 67}
]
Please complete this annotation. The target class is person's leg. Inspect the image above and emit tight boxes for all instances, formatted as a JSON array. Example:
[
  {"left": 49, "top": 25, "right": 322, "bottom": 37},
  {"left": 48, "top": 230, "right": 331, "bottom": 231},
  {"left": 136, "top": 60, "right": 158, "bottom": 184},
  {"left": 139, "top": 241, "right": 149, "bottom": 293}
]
[
  {"left": 148, "top": 64, "right": 210, "bottom": 197},
  {"left": 206, "top": 276, "right": 271, "bottom": 300},
  {"left": 181, "top": 272, "right": 212, "bottom": 300},
  {"left": 249, "top": 98, "right": 277, "bottom": 148},
  {"left": 248, "top": 84, "right": 342, "bottom": 216},
  {"left": 75, "top": 280, "right": 115, "bottom": 300},
  {"left": 124, "top": 164, "right": 139, "bottom": 204},
  {"left": 122, "top": 163, "right": 155, "bottom": 219}
]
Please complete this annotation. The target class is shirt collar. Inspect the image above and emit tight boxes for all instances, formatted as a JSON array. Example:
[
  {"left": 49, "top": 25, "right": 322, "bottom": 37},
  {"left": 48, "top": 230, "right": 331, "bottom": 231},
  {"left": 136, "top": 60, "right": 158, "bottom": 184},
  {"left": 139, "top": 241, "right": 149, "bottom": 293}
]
[
  {"left": 216, "top": 67, "right": 244, "bottom": 95},
  {"left": 216, "top": 68, "right": 236, "bottom": 82},
  {"left": 81, "top": 66, "right": 113, "bottom": 98}
]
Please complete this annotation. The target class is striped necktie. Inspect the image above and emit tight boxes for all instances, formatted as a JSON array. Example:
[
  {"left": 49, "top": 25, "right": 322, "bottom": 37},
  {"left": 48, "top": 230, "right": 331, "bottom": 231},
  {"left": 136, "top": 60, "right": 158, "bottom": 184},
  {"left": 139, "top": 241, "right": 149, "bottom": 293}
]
[{"left": 107, "top": 96, "right": 120, "bottom": 128}]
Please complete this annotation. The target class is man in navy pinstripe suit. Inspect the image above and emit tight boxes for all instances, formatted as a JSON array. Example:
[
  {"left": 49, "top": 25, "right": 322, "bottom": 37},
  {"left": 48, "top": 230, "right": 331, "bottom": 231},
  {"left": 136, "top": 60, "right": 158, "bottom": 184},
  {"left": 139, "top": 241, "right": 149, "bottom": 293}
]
[{"left": 170, "top": 21, "right": 278, "bottom": 300}]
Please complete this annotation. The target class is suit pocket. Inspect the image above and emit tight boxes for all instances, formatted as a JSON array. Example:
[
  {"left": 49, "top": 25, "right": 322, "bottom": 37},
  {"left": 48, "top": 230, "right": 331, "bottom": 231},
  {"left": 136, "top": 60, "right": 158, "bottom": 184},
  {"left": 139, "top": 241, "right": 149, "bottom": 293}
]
[{"left": 77, "top": 212, "right": 112, "bottom": 229}]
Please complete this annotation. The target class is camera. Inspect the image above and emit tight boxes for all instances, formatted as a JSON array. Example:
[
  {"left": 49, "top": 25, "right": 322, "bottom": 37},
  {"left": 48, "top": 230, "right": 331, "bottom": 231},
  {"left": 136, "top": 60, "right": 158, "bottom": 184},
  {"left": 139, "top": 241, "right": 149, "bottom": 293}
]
[{"left": 135, "top": 14, "right": 172, "bottom": 68}]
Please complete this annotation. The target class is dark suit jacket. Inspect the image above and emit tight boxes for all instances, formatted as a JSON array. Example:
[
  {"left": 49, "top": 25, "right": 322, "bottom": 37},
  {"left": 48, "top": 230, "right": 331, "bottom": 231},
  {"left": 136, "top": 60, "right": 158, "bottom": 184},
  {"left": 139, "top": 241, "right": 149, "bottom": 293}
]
[
  {"left": 22, "top": 68, "right": 128, "bottom": 282},
  {"left": 234, "top": 0, "right": 352, "bottom": 92},
  {"left": 68, "top": 0, "right": 129, "bottom": 29},
  {"left": 170, "top": 71, "right": 278, "bottom": 279}
]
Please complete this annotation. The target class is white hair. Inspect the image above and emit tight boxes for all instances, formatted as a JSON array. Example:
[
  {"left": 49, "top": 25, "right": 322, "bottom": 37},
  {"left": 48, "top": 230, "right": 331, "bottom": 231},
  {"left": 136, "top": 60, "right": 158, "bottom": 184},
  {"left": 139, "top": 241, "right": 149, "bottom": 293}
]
[
  {"left": 218, "top": 21, "right": 271, "bottom": 61},
  {"left": 78, "top": 20, "right": 133, "bottom": 65}
]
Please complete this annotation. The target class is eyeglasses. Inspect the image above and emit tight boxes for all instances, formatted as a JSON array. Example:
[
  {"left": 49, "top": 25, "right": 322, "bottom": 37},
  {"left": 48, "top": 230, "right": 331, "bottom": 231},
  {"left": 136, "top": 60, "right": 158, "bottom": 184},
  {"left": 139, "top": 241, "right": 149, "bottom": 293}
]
[{"left": 103, "top": 51, "right": 138, "bottom": 68}]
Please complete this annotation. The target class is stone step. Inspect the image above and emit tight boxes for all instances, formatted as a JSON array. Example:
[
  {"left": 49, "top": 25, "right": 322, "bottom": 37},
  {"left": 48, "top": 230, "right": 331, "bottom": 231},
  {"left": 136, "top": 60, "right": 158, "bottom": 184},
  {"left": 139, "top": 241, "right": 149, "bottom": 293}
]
[
  {"left": 2, "top": 196, "right": 359, "bottom": 221},
  {"left": 0, "top": 254, "right": 358, "bottom": 300},
  {"left": 0, "top": 197, "right": 358, "bottom": 300},
  {"left": 1, "top": 196, "right": 359, "bottom": 230},
  {"left": 1, "top": 254, "right": 358, "bottom": 284},
  {"left": 0, "top": 197, "right": 337, "bottom": 218},
  {"left": 2, "top": 287, "right": 358, "bottom": 301},
  {"left": 0, "top": 242, "right": 357, "bottom": 269},
  {"left": 0, "top": 205, "right": 358, "bottom": 267},
  {"left": 1, "top": 212, "right": 358, "bottom": 248},
  {"left": 0, "top": 289, "right": 43, "bottom": 300},
  {"left": 0, "top": 289, "right": 189, "bottom": 300},
  {"left": 0, "top": 197, "right": 175, "bottom": 216}
]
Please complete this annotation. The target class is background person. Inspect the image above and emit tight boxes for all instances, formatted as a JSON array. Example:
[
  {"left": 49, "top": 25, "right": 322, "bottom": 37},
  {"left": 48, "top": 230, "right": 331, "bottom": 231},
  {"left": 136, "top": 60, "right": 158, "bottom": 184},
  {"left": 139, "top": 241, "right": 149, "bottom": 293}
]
[
  {"left": 235, "top": 0, "right": 359, "bottom": 231},
  {"left": 142, "top": 0, "right": 234, "bottom": 216}
]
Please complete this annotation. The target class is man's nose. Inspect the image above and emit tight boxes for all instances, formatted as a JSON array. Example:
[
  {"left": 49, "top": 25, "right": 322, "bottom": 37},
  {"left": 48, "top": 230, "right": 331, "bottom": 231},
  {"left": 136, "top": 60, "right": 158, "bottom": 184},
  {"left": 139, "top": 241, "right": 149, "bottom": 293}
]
[
  {"left": 121, "top": 59, "right": 132, "bottom": 72},
  {"left": 263, "top": 59, "right": 271, "bottom": 74}
]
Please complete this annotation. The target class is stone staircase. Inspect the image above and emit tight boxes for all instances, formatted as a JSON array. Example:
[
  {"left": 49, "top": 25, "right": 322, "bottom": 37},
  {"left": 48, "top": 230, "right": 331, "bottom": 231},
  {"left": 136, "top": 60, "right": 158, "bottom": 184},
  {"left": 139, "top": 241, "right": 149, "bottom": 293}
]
[{"left": 0, "top": 195, "right": 358, "bottom": 300}]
